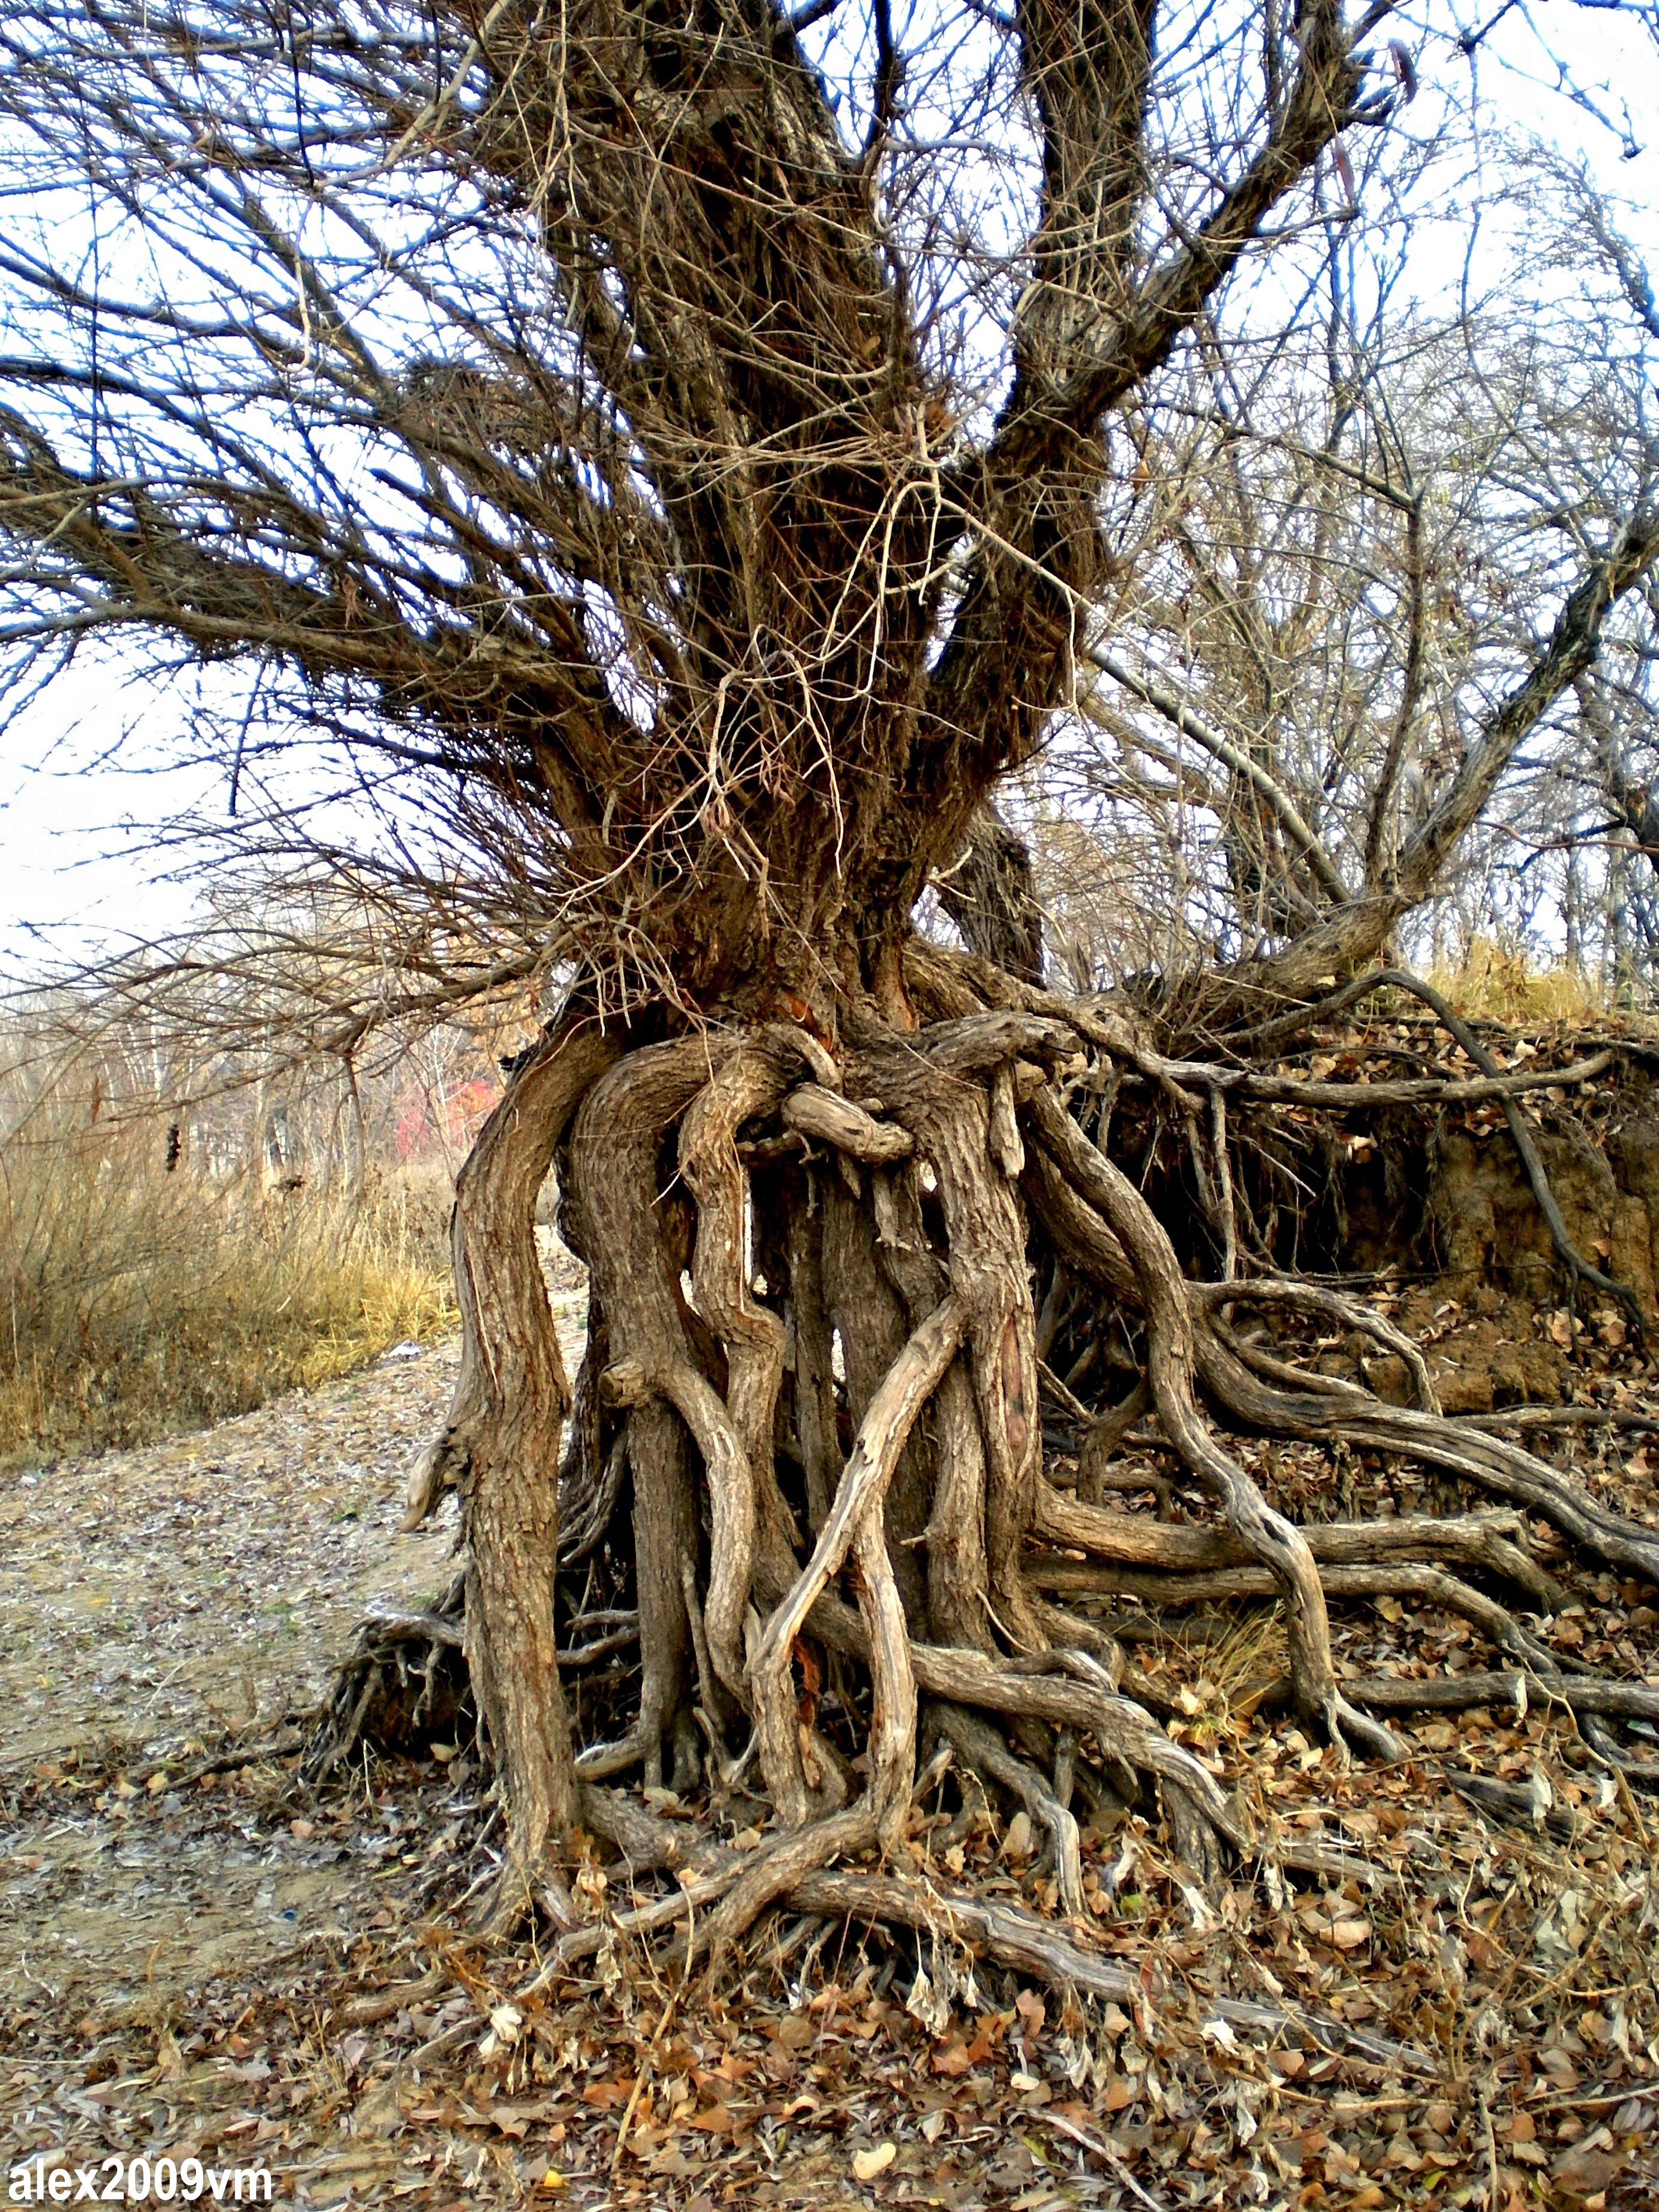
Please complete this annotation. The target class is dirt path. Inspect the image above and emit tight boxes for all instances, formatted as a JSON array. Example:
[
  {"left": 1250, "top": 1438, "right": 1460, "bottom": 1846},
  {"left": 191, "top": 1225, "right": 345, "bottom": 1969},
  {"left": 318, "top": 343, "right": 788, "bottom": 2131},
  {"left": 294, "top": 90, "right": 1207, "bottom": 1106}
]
[
  {"left": 0, "top": 1298, "right": 1094, "bottom": 2212},
  {"left": 0, "top": 1320, "right": 500, "bottom": 2017}
]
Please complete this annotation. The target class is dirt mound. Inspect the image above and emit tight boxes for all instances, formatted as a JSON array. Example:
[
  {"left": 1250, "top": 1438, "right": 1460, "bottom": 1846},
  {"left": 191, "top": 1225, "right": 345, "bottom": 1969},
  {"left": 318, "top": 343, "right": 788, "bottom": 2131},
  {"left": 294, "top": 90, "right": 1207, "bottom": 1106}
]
[{"left": 1115, "top": 1018, "right": 1659, "bottom": 1415}]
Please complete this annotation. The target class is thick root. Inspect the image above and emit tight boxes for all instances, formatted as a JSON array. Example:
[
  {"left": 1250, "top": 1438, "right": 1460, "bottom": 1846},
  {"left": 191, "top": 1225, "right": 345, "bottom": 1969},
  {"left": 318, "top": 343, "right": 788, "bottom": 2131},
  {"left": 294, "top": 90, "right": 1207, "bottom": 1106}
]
[
  {"left": 567, "top": 1038, "right": 716, "bottom": 1786},
  {"left": 426, "top": 1022, "right": 617, "bottom": 1869},
  {"left": 1028, "top": 1089, "right": 1404, "bottom": 1762},
  {"left": 1034, "top": 1494, "right": 1560, "bottom": 1608},
  {"left": 319, "top": 961, "right": 1659, "bottom": 1998},
  {"left": 748, "top": 1293, "right": 967, "bottom": 1828}
]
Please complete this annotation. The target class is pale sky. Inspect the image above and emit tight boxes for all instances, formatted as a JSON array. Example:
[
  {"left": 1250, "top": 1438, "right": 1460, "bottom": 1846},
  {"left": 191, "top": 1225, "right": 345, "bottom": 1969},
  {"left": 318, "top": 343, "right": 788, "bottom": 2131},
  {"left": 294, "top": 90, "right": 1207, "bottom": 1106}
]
[{"left": 0, "top": 657, "right": 217, "bottom": 969}]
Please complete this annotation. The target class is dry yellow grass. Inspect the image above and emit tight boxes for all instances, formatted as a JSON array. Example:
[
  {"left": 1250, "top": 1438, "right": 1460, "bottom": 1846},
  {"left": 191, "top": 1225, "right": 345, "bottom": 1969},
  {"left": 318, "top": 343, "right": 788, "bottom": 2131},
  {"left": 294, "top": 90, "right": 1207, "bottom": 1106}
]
[
  {"left": 1425, "top": 936, "right": 1610, "bottom": 1024},
  {"left": 1, "top": 1111, "right": 454, "bottom": 1467}
]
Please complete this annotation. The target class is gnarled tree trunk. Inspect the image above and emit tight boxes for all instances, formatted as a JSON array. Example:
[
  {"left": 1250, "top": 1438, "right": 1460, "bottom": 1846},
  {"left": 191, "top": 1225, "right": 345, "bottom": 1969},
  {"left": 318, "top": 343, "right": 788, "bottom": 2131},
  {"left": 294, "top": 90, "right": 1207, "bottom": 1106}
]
[{"left": 403, "top": 1021, "right": 618, "bottom": 1894}]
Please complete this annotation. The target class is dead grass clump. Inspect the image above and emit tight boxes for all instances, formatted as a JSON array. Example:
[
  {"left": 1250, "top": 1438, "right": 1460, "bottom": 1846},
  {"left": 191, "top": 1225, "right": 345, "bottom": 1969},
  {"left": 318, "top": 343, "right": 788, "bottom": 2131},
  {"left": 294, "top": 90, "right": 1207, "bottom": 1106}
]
[
  {"left": 0, "top": 1116, "right": 454, "bottom": 1467},
  {"left": 1426, "top": 937, "right": 1610, "bottom": 1025}
]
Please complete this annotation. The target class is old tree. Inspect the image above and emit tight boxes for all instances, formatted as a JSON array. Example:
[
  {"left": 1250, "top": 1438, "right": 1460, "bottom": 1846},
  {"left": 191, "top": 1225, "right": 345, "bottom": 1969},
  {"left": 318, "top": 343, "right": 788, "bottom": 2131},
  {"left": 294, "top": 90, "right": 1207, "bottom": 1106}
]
[{"left": 6, "top": 0, "right": 1659, "bottom": 1972}]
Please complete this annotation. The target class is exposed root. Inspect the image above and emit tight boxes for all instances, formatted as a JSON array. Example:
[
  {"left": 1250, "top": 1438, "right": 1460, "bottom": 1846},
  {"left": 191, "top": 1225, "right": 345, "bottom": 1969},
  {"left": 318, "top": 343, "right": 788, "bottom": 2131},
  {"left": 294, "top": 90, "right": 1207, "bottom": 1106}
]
[
  {"left": 567, "top": 1037, "right": 715, "bottom": 1787},
  {"left": 305, "top": 1577, "right": 468, "bottom": 1781},
  {"left": 783, "top": 1192, "right": 840, "bottom": 1535},
  {"left": 1033, "top": 1494, "right": 1560, "bottom": 1608},
  {"left": 317, "top": 957, "right": 1659, "bottom": 2020},
  {"left": 1067, "top": 1376, "right": 1167, "bottom": 1508},
  {"left": 512, "top": 1821, "right": 1434, "bottom": 2075},
  {"left": 783, "top": 1870, "right": 1438, "bottom": 2075},
  {"left": 855, "top": 1011, "right": 1065, "bottom": 1644},
  {"left": 748, "top": 1292, "right": 966, "bottom": 1829},
  {"left": 1028, "top": 1089, "right": 1404, "bottom": 1762},
  {"left": 700, "top": 1801, "right": 879, "bottom": 1967},
  {"left": 1193, "top": 1274, "right": 1441, "bottom": 1414},
  {"left": 900, "top": 1631, "right": 1244, "bottom": 1881},
  {"left": 1026, "top": 1556, "right": 1571, "bottom": 1683},
  {"left": 932, "top": 1700, "right": 1084, "bottom": 1917},
  {"left": 1200, "top": 1337, "right": 1659, "bottom": 1586},
  {"left": 1335, "top": 1667, "right": 1659, "bottom": 1723},
  {"left": 783, "top": 1082, "right": 914, "bottom": 1162},
  {"left": 679, "top": 1036, "right": 802, "bottom": 1591},
  {"left": 560, "top": 1431, "right": 629, "bottom": 1567},
  {"left": 418, "top": 1021, "right": 617, "bottom": 1872}
]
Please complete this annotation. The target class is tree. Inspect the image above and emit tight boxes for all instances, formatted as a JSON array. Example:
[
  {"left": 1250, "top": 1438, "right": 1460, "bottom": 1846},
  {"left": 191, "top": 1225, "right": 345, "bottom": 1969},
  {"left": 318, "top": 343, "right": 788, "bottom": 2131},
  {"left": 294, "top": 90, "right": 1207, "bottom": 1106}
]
[
  {"left": 1043, "top": 176, "right": 1659, "bottom": 1008},
  {"left": 5, "top": 0, "right": 1659, "bottom": 1964}
]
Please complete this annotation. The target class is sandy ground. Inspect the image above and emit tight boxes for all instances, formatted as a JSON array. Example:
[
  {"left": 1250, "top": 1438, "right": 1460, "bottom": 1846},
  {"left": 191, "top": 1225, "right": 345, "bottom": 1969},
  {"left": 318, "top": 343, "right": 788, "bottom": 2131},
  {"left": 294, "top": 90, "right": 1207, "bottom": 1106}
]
[{"left": 0, "top": 1294, "right": 580, "bottom": 2020}]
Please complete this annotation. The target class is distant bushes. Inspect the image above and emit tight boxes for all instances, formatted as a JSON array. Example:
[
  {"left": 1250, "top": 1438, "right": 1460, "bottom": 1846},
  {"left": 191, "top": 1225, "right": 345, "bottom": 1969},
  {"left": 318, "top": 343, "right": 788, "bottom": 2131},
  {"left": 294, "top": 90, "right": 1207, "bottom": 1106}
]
[
  {"left": 1426, "top": 938, "right": 1610, "bottom": 1025},
  {"left": 1, "top": 1035, "right": 457, "bottom": 1466}
]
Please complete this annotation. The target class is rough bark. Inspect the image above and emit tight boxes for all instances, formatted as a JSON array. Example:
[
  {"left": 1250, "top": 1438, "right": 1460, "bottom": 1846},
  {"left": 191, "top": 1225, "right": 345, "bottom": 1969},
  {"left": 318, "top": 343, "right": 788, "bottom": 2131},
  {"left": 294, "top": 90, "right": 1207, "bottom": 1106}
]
[
  {"left": 404, "top": 1019, "right": 619, "bottom": 1884},
  {"left": 317, "top": 943, "right": 1659, "bottom": 1980},
  {"left": 566, "top": 1037, "right": 716, "bottom": 1787}
]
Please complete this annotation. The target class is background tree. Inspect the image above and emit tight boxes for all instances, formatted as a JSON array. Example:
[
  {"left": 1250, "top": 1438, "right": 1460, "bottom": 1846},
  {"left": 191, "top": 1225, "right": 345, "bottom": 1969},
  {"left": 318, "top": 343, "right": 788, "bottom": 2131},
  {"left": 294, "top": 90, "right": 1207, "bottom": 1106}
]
[
  {"left": 5, "top": 0, "right": 1659, "bottom": 1954},
  {"left": 1030, "top": 150, "right": 1659, "bottom": 1007}
]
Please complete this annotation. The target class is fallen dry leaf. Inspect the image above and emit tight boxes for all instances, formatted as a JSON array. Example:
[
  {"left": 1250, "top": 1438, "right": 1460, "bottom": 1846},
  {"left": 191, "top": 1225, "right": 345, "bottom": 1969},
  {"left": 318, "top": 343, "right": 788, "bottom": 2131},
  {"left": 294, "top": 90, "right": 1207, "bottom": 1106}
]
[{"left": 852, "top": 2141, "right": 897, "bottom": 2180}]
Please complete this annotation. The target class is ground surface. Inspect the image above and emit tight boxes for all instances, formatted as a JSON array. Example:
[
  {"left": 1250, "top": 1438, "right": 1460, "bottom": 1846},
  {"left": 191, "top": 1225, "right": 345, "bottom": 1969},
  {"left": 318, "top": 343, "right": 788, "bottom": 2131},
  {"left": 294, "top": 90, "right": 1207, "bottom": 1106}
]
[
  {"left": 4, "top": 1292, "right": 1659, "bottom": 2210},
  {"left": 0, "top": 1328, "right": 468, "bottom": 2010}
]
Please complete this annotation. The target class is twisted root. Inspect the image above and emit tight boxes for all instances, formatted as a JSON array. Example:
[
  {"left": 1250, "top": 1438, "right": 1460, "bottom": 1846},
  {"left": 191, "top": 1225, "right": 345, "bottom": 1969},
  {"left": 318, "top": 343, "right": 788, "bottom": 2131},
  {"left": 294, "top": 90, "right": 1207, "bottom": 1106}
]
[{"left": 343, "top": 959, "right": 1659, "bottom": 1997}]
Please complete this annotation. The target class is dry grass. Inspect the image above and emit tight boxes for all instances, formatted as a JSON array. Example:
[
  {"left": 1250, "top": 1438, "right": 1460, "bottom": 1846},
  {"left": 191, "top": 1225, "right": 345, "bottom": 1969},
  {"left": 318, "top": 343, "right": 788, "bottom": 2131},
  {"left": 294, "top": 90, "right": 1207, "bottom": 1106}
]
[
  {"left": 1426, "top": 936, "right": 1610, "bottom": 1024},
  {"left": 0, "top": 1101, "right": 454, "bottom": 1468}
]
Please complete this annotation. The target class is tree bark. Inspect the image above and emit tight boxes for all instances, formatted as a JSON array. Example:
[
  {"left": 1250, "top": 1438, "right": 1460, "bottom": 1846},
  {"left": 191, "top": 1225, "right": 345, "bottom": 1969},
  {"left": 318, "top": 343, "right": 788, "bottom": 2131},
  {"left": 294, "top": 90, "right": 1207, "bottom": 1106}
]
[
  {"left": 321, "top": 941, "right": 1659, "bottom": 1955},
  {"left": 407, "top": 1018, "right": 619, "bottom": 1883}
]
